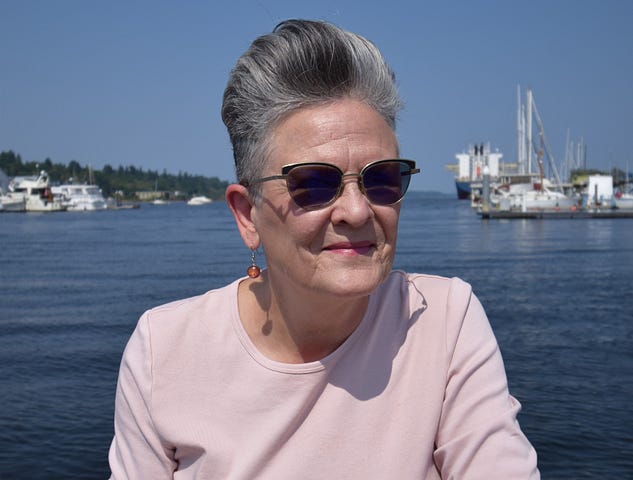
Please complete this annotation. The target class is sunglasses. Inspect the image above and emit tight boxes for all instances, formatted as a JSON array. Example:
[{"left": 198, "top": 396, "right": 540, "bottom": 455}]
[{"left": 245, "top": 159, "right": 420, "bottom": 211}]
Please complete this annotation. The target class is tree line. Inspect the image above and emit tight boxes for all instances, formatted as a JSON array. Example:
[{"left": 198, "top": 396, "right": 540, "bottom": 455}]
[{"left": 0, "top": 150, "right": 230, "bottom": 200}]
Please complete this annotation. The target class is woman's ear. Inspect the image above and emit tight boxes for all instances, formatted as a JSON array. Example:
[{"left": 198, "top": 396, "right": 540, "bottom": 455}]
[{"left": 226, "top": 184, "right": 260, "bottom": 249}]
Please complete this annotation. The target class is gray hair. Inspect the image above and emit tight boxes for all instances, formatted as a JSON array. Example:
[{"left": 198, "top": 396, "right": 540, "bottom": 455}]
[{"left": 221, "top": 19, "right": 403, "bottom": 194}]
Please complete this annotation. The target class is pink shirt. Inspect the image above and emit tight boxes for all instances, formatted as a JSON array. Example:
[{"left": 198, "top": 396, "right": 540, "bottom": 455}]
[{"left": 109, "top": 271, "right": 539, "bottom": 479}]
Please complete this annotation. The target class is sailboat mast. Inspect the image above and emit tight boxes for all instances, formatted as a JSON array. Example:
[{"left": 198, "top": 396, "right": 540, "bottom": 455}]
[
  {"left": 526, "top": 88, "right": 533, "bottom": 175},
  {"left": 517, "top": 85, "right": 523, "bottom": 174},
  {"left": 530, "top": 92, "right": 564, "bottom": 191}
]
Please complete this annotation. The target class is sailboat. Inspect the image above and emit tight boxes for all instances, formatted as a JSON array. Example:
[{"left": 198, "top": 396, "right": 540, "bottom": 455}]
[
  {"left": 151, "top": 178, "right": 169, "bottom": 204},
  {"left": 488, "top": 86, "right": 577, "bottom": 211}
]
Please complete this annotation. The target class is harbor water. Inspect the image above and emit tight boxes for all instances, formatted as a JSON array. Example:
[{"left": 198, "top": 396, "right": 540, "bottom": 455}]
[{"left": 1, "top": 192, "right": 631, "bottom": 478}]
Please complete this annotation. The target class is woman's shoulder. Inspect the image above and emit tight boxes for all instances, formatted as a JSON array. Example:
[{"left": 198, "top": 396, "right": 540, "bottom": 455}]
[
  {"left": 141, "top": 278, "right": 241, "bottom": 331},
  {"left": 379, "top": 271, "right": 476, "bottom": 322},
  {"left": 127, "top": 279, "right": 242, "bottom": 366},
  {"left": 386, "top": 270, "right": 473, "bottom": 296}
]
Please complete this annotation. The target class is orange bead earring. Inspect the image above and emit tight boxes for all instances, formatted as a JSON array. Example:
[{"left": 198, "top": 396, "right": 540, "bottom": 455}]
[{"left": 247, "top": 249, "right": 261, "bottom": 278}]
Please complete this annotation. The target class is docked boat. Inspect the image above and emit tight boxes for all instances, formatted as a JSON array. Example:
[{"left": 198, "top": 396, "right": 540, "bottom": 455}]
[
  {"left": 1, "top": 168, "right": 25, "bottom": 211},
  {"left": 7, "top": 171, "right": 66, "bottom": 212},
  {"left": 614, "top": 175, "right": 633, "bottom": 209},
  {"left": 51, "top": 184, "right": 107, "bottom": 211},
  {"left": 492, "top": 181, "right": 577, "bottom": 211},
  {"left": 615, "top": 192, "right": 633, "bottom": 209},
  {"left": 476, "top": 87, "right": 577, "bottom": 213},
  {"left": 0, "top": 194, "right": 26, "bottom": 212},
  {"left": 615, "top": 193, "right": 633, "bottom": 209},
  {"left": 187, "top": 195, "right": 212, "bottom": 205},
  {"left": 450, "top": 143, "right": 505, "bottom": 201}
]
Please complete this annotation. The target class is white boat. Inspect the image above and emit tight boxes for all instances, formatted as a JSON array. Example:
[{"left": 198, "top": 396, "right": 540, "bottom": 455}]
[
  {"left": 187, "top": 195, "right": 212, "bottom": 205},
  {"left": 0, "top": 194, "right": 26, "bottom": 212},
  {"left": 493, "top": 181, "right": 577, "bottom": 211},
  {"left": 51, "top": 184, "right": 107, "bottom": 211},
  {"left": 614, "top": 187, "right": 633, "bottom": 209},
  {"left": 152, "top": 199, "right": 169, "bottom": 205},
  {"left": 8, "top": 171, "right": 66, "bottom": 212},
  {"left": 614, "top": 163, "right": 632, "bottom": 209},
  {"left": 1, "top": 169, "right": 26, "bottom": 211}
]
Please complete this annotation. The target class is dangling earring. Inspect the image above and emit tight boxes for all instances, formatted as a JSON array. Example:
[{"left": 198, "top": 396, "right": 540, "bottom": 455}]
[{"left": 247, "top": 249, "right": 261, "bottom": 278}]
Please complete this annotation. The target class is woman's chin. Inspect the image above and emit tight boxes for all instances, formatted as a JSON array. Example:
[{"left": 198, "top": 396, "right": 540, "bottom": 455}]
[{"left": 309, "top": 265, "right": 391, "bottom": 299}]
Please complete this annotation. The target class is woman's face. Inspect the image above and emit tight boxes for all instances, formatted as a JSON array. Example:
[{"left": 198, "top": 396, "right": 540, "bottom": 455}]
[{"left": 251, "top": 98, "right": 401, "bottom": 300}]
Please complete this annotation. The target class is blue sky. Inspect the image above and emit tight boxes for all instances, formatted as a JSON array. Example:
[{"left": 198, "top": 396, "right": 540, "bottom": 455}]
[{"left": 2, "top": 0, "right": 631, "bottom": 193}]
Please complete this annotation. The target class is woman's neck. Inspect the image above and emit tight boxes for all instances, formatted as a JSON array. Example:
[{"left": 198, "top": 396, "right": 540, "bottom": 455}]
[{"left": 238, "top": 272, "right": 370, "bottom": 363}]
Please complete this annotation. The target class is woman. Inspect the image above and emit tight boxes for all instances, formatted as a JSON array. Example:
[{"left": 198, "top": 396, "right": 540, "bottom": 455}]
[{"left": 109, "top": 19, "right": 539, "bottom": 479}]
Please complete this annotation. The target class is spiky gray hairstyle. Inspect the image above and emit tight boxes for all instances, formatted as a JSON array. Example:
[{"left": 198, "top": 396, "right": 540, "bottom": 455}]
[{"left": 221, "top": 19, "right": 402, "bottom": 195}]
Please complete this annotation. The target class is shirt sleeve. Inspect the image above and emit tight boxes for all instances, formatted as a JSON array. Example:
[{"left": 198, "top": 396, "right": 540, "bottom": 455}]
[
  {"left": 108, "top": 312, "right": 177, "bottom": 479},
  {"left": 433, "top": 279, "right": 540, "bottom": 479}
]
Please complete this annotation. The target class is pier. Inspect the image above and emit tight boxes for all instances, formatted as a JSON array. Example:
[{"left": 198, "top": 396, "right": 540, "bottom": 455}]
[
  {"left": 477, "top": 167, "right": 633, "bottom": 219},
  {"left": 479, "top": 208, "right": 633, "bottom": 220}
]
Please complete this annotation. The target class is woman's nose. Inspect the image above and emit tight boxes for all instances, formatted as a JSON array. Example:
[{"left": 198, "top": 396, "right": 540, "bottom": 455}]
[{"left": 329, "top": 175, "right": 372, "bottom": 226}]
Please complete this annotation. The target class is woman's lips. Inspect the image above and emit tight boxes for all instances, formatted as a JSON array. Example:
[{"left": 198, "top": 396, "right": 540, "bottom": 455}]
[{"left": 324, "top": 242, "right": 373, "bottom": 256}]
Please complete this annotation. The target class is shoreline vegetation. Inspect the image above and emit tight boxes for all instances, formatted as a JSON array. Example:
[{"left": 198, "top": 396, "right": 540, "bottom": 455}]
[
  {"left": 0, "top": 150, "right": 230, "bottom": 202},
  {"left": 4, "top": 150, "right": 621, "bottom": 203}
]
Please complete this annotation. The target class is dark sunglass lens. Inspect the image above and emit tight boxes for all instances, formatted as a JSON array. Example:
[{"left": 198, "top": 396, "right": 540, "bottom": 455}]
[
  {"left": 362, "top": 161, "right": 411, "bottom": 205},
  {"left": 286, "top": 165, "right": 341, "bottom": 209}
]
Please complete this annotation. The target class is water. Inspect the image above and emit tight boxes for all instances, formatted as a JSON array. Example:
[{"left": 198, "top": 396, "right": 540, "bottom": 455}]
[{"left": 1, "top": 193, "right": 631, "bottom": 478}]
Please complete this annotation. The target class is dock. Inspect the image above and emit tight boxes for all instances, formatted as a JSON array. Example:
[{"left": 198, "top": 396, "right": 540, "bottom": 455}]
[{"left": 479, "top": 208, "right": 633, "bottom": 220}]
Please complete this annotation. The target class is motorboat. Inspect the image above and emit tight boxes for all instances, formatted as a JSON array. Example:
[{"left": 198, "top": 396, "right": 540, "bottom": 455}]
[
  {"left": 1, "top": 168, "right": 26, "bottom": 211},
  {"left": 8, "top": 171, "right": 66, "bottom": 212},
  {"left": 51, "top": 184, "right": 107, "bottom": 211},
  {"left": 187, "top": 195, "right": 212, "bottom": 205},
  {"left": 0, "top": 194, "right": 26, "bottom": 212}
]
